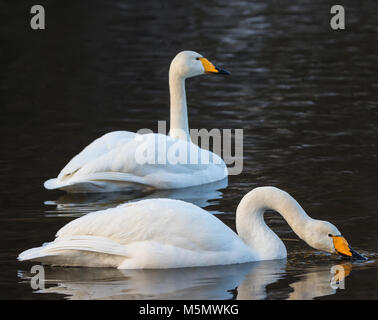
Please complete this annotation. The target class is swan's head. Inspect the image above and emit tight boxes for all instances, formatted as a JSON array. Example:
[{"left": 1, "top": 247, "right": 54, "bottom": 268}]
[
  {"left": 306, "top": 220, "right": 364, "bottom": 260},
  {"left": 169, "top": 50, "right": 229, "bottom": 79}
]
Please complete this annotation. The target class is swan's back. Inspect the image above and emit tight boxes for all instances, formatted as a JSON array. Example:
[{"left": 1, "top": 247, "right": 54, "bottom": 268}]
[
  {"left": 58, "top": 131, "right": 136, "bottom": 180},
  {"left": 46, "top": 133, "right": 227, "bottom": 192},
  {"left": 57, "top": 199, "right": 239, "bottom": 252},
  {"left": 19, "top": 198, "right": 257, "bottom": 268}
]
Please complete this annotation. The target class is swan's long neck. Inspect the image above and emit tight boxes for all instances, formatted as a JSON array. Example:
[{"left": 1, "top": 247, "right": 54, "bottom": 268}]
[
  {"left": 169, "top": 70, "right": 190, "bottom": 141},
  {"left": 236, "top": 187, "right": 313, "bottom": 260}
]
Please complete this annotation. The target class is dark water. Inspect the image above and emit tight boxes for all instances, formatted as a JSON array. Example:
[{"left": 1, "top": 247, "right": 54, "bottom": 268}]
[{"left": 1, "top": 0, "right": 377, "bottom": 299}]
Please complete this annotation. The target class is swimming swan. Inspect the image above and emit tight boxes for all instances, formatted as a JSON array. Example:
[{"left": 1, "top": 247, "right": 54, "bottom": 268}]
[
  {"left": 18, "top": 187, "right": 363, "bottom": 269},
  {"left": 44, "top": 51, "right": 230, "bottom": 193}
]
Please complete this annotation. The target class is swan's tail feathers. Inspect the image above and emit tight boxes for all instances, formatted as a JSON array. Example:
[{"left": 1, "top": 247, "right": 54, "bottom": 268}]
[
  {"left": 18, "top": 236, "right": 130, "bottom": 268},
  {"left": 18, "top": 246, "right": 47, "bottom": 262},
  {"left": 43, "top": 172, "right": 149, "bottom": 193},
  {"left": 44, "top": 178, "right": 60, "bottom": 190}
]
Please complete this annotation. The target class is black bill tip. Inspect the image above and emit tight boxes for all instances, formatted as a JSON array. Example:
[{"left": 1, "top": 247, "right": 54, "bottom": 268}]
[
  {"left": 350, "top": 247, "right": 367, "bottom": 261},
  {"left": 215, "top": 67, "right": 230, "bottom": 75}
]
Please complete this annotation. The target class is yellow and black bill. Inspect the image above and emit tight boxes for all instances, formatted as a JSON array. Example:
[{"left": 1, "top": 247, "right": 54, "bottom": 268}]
[
  {"left": 330, "top": 235, "right": 366, "bottom": 261},
  {"left": 199, "top": 57, "right": 230, "bottom": 75}
]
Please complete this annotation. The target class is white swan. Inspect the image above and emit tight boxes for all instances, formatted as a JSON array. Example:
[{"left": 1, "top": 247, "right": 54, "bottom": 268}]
[
  {"left": 18, "top": 187, "right": 363, "bottom": 268},
  {"left": 44, "top": 51, "right": 230, "bottom": 193}
]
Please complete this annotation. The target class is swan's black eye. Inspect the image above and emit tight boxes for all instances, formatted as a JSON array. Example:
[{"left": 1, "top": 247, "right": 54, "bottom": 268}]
[
  {"left": 196, "top": 57, "right": 200, "bottom": 60},
  {"left": 328, "top": 234, "right": 333, "bottom": 237}
]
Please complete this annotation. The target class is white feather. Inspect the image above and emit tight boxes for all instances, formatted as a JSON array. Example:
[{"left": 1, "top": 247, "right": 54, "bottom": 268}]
[
  {"left": 44, "top": 51, "right": 229, "bottom": 193},
  {"left": 19, "top": 187, "right": 345, "bottom": 269}
]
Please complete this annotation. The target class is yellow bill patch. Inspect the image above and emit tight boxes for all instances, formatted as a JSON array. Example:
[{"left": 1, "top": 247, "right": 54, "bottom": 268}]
[
  {"left": 332, "top": 236, "right": 352, "bottom": 257},
  {"left": 199, "top": 57, "right": 218, "bottom": 73}
]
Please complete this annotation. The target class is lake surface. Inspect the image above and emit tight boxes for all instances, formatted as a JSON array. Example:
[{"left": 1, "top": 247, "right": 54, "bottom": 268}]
[{"left": 1, "top": 0, "right": 377, "bottom": 299}]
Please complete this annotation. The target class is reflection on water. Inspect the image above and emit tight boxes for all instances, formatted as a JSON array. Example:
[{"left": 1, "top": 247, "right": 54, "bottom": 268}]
[
  {"left": 287, "top": 263, "right": 352, "bottom": 300},
  {"left": 1, "top": 0, "right": 378, "bottom": 299},
  {"left": 19, "top": 263, "right": 255, "bottom": 300},
  {"left": 18, "top": 261, "right": 359, "bottom": 300},
  {"left": 19, "top": 261, "right": 284, "bottom": 300},
  {"left": 44, "top": 178, "right": 228, "bottom": 216}
]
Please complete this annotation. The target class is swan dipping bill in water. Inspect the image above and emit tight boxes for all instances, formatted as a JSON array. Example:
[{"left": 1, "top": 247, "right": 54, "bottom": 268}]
[
  {"left": 18, "top": 187, "right": 364, "bottom": 269},
  {"left": 44, "top": 51, "right": 230, "bottom": 193}
]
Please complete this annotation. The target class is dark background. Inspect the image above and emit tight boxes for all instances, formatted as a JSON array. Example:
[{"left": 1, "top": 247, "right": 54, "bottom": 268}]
[{"left": 0, "top": 0, "right": 377, "bottom": 299}]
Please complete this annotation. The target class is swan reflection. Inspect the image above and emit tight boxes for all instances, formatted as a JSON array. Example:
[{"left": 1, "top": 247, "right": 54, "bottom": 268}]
[
  {"left": 19, "top": 259, "right": 284, "bottom": 300},
  {"left": 18, "top": 260, "right": 354, "bottom": 300},
  {"left": 44, "top": 178, "right": 228, "bottom": 216},
  {"left": 286, "top": 263, "right": 352, "bottom": 300}
]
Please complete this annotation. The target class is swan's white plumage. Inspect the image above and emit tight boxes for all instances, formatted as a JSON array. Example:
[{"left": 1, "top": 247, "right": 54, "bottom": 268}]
[
  {"left": 19, "top": 187, "right": 348, "bottom": 269},
  {"left": 44, "top": 51, "right": 229, "bottom": 193},
  {"left": 19, "top": 198, "right": 253, "bottom": 269},
  {"left": 57, "top": 131, "right": 137, "bottom": 180},
  {"left": 45, "top": 133, "right": 227, "bottom": 192}
]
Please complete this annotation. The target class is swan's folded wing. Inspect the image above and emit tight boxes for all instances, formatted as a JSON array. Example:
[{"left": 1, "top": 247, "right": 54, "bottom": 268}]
[
  {"left": 57, "top": 131, "right": 137, "bottom": 180},
  {"left": 19, "top": 199, "right": 251, "bottom": 268},
  {"left": 19, "top": 235, "right": 130, "bottom": 260},
  {"left": 64, "top": 133, "right": 227, "bottom": 189},
  {"left": 55, "top": 199, "right": 240, "bottom": 252},
  {"left": 18, "top": 235, "right": 131, "bottom": 268}
]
